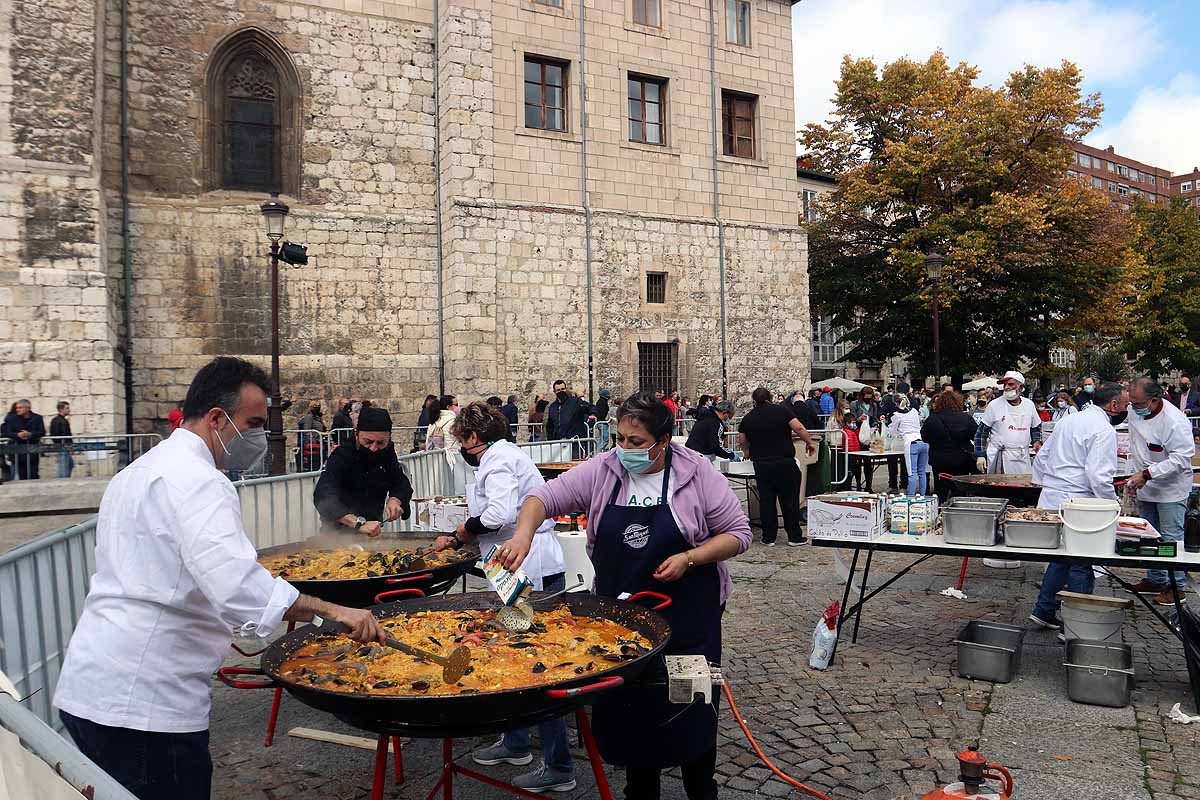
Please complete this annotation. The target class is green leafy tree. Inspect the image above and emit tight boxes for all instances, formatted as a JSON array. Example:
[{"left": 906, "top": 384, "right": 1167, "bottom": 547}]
[
  {"left": 801, "top": 52, "right": 1129, "bottom": 381},
  {"left": 1121, "top": 200, "right": 1200, "bottom": 377}
]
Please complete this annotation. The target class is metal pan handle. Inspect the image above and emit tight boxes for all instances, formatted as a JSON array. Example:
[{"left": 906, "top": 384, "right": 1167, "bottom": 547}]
[
  {"left": 545, "top": 675, "right": 624, "bottom": 699},
  {"left": 626, "top": 591, "right": 672, "bottom": 611},
  {"left": 217, "top": 666, "right": 276, "bottom": 689},
  {"left": 375, "top": 587, "right": 427, "bottom": 603},
  {"left": 385, "top": 573, "right": 434, "bottom": 585}
]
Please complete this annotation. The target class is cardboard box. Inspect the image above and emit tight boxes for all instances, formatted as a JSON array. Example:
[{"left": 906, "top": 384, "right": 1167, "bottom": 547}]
[{"left": 807, "top": 493, "right": 887, "bottom": 542}]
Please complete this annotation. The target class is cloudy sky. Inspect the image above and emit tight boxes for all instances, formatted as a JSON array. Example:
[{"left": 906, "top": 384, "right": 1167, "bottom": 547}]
[{"left": 790, "top": 0, "right": 1200, "bottom": 175}]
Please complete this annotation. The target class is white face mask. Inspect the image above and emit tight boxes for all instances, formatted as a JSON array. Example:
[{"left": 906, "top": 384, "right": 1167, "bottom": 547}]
[
  {"left": 1057, "top": 400, "right": 1067, "bottom": 409},
  {"left": 1004, "top": 389, "right": 1018, "bottom": 401},
  {"left": 215, "top": 410, "right": 268, "bottom": 471}
]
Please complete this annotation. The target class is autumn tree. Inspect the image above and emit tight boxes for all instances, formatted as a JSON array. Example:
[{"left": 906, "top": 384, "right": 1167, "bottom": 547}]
[
  {"left": 801, "top": 52, "right": 1129, "bottom": 382},
  {"left": 1121, "top": 199, "right": 1200, "bottom": 376}
]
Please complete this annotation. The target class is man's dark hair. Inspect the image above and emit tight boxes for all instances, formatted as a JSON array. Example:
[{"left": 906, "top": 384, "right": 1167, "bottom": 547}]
[
  {"left": 438, "top": 394, "right": 456, "bottom": 412},
  {"left": 182, "top": 357, "right": 271, "bottom": 421},
  {"left": 752, "top": 387, "right": 773, "bottom": 405},
  {"left": 616, "top": 391, "right": 675, "bottom": 439},
  {"left": 486, "top": 395, "right": 503, "bottom": 407},
  {"left": 697, "top": 394, "right": 712, "bottom": 407},
  {"left": 1131, "top": 377, "right": 1164, "bottom": 400},
  {"left": 57, "top": 400, "right": 69, "bottom": 412},
  {"left": 506, "top": 394, "right": 517, "bottom": 404},
  {"left": 553, "top": 379, "right": 566, "bottom": 389},
  {"left": 1093, "top": 382, "right": 1125, "bottom": 407}
]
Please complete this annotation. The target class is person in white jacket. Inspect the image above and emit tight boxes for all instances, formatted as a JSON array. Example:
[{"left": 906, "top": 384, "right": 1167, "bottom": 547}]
[
  {"left": 1124, "top": 378, "right": 1197, "bottom": 605},
  {"left": 433, "top": 401, "right": 574, "bottom": 793},
  {"left": 1028, "top": 382, "right": 1128, "bottom": 631},
  {"left": 975, "top": 370, "right": 1042, "bottom": 474},
  {"left": 887, "top": 395, "right": 928, "bottom": 495}
]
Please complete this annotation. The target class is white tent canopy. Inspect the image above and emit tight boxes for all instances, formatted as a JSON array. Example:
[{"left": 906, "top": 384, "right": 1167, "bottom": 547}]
[
  {"left": 961, "top": 376, "right": 1001, "bottom": 391},
  {"left": 806, "top": 377, "right": 872, "bottom": 393}
]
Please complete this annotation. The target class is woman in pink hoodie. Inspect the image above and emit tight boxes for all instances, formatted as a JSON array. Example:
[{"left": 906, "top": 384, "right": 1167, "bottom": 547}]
[{"left": 497, "top": 391, "right": 751, "bottom": 800}]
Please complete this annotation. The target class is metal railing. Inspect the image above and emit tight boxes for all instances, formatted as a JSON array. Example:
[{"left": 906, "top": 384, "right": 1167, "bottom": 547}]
[{"left": 0, "top": 433, "right": 162, "bottom": 481}]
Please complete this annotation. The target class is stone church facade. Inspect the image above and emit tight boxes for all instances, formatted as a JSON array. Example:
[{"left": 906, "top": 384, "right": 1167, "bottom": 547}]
[{"left": 1, "top": 0, "right": 809, "bottom": 434}]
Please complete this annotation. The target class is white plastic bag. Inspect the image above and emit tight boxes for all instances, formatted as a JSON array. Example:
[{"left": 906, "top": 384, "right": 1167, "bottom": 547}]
[{"left": 809, "top": 601, "right": 840, "bottom": 670}]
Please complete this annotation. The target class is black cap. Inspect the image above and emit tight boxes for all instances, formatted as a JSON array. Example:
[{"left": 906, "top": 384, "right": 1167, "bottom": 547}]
[{"left": 357, "top": 406, "right": 393, "bottom": 432}]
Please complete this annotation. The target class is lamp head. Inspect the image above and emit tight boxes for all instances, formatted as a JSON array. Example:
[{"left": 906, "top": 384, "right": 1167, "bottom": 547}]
[
  {"left": 260, "top": 192, "right": 289, "bottom": 242},
  {"left": 924, "top": 249, "right": 945, "bottom": 279}
]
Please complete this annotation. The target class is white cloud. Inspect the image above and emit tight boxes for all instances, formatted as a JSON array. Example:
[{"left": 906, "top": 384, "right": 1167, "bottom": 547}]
[
  {"left": 1086, "top": 73, "right": 1200, "bottom": 175},
  {"left": 793, "top": 0, "right": 1163, "bottom": 144},
  {"left": 972, "top": 1, "right": 1160, "bottom": 86}
]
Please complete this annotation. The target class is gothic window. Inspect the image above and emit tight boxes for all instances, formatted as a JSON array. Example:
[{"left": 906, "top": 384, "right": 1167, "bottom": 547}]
[{"left": 205, "top": 29, "right": 301, "bottom": 195}]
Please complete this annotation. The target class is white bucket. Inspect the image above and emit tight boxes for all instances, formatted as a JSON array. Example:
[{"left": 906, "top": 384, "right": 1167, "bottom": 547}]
[
  {"left": 1061, "top": 601, "right": 1125, "bottom": 642},
  {"left": 1059, "top": 498, "right": 1121, "bottom": 557}
]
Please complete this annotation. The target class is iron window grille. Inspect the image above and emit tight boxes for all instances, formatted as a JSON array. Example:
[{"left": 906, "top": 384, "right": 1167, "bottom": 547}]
[{"left": 638, "top": 342, "right": 678, "bottom": 395}]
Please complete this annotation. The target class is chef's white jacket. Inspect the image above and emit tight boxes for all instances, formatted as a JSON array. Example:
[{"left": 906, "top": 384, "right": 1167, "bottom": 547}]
[
  {"left": 1032, "top": 404, "right": 1118, "bottom": 509},
  {"left": 466, "top": 440, "right": 564, "bottom": 589},
  {"left": 54, "top": 428, "right": 298, "bottom": 732},
  {"left": 1127, "top": 400, "right": 1195, "bottom": 503},
  {"left": 981, "top": 396, "right": 1041, "bottom": 473}
]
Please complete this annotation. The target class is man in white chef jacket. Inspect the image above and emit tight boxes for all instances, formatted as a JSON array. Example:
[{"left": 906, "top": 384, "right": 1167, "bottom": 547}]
[
  {"left": 1124, "top": 378, "right": 1196, "bottom": 606},
  {"left": 53, "top": 357, "right": 384, "bottom": 800},
  {"left": 1028, "top": 382, "right": 1128, "bottom": 632},
  {"left": 975, "top": 370, "right": 1042, "bottom": 474}
]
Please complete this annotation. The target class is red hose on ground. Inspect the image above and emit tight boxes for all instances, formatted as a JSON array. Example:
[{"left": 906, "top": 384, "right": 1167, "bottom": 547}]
[{"left": 721, "top": 682, "right": 834, "bottom": 800}]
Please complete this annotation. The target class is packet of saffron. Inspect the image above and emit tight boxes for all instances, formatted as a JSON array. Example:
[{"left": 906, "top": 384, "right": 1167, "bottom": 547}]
[{"left": 482, "top": 543, "right": 534, "bottom": 606}]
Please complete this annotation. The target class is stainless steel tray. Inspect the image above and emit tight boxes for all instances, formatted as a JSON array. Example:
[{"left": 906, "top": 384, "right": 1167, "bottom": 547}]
[
  {"left": 1003, "top": 518, "right": 1061, "bottom": 549},
  {"left": 954, "top": 621, "right": 1025, "bottom": 683},
  {"left": 943, "top": 498, "right": 1006, "bottom": 546},
  {"left": 1065, "top": 640, "right": 1133, "bottom": 707}
]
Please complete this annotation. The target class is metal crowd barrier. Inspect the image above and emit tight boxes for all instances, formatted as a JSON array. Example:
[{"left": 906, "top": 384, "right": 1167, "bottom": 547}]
[{"left": 0, "top": 433, "right": 162, "bottom": 481}]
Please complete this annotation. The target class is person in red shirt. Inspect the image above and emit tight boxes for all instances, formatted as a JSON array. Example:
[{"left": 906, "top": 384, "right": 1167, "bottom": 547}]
[
  {"left": 840, "top": 411, "right": 864, "bottom": 489},
  {"left": 167, "top": 401, "right": 184, "bottom": 432}
]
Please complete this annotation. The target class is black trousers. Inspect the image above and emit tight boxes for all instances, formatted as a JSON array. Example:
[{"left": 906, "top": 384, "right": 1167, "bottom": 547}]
[
  {"left": 624, "top": 748, "right": 718, "bottom": 800},
  {"left": 752, "top": 458, "right": 804, "bottom": 543},
  {"left": 14, "top": 451, "right": 39, "bottom": 480},
  {"left": 60, "top": 710, "right": 212, "bottom": 800},
  {"left": 885, "top": 455, "right": 907, "bottom": 491}
]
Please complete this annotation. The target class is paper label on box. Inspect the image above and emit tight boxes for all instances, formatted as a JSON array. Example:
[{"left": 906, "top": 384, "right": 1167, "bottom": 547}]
[{"left": 483, "top": 544, "right": 533, "bottom": 606}]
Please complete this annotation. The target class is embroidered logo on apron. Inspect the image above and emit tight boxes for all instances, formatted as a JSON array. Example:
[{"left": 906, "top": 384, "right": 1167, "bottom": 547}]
[{"left": 622, "top": 524, "right": 650, "bottom": 550}]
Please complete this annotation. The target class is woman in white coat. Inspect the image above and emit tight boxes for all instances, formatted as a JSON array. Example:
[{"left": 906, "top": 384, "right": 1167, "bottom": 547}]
[
  {"left": 433, "top": 402, "right": 574, "bottom": 793},
  {"left": 887, "top": 395, "right": 928, "bottom": 495}
]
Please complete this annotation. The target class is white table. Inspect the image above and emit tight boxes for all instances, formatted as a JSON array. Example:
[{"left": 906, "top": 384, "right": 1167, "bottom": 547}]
[{"left": 811, "top": 533, "right": 1200, "bottom": 707}]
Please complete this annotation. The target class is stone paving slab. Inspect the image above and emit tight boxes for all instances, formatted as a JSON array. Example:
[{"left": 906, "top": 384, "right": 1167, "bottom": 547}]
[{"left": 207, "top": 544, "right": 1200, "bottom": 799}]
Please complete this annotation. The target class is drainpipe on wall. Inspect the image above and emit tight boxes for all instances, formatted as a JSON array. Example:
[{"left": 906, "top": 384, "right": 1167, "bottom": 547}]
[
  {"left": 578, "top": 0, "right": 594, "bottom": 400},
  {"left": 433, "top": 0, "right": 446, "bottom": 395},
  {"left": 119, "top": 0, "right": 135, "bottom": 442},
  {"left": 707, "top": 0, "right": 729, "bottom": 398}
]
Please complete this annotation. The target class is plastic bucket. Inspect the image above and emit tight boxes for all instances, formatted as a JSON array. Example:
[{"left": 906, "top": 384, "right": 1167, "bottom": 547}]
[
  {"left": 1061, "top": 601, "right": 1124, "bottom": 642},
  {"left": 1059, "top": 498, "right": 1121, "bottom": 557}
]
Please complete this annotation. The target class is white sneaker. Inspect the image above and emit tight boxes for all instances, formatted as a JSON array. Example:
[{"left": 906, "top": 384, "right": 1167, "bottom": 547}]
[{"left": 472, "top": 738, "right": 534, "bottom": 766}]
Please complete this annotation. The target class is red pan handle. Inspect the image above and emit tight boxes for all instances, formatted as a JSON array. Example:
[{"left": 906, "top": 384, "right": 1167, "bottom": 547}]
[
  {"left": 545, "top": 675, "right": 624, "bottom": 699},
  {"left": 375, "top": 587, "right": 427, "bottom": 603},
  {"left": 385, "top": 573, "right": 434, "bottom": 585},
  {"left": 938, "top": 473, "right": 955, "bottom": 480},
  {"left": 626, "top": 591, "right": 672, "bottom": 611},
  {"left": 217, "top": 666, "right": 276, "bottom": 689},
  {"left": 229, "top": 642, "right": 269, "bottom": 657}
]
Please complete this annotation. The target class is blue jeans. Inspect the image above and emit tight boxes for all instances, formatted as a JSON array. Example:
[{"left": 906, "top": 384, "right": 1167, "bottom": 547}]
[
  {"left": 1141, "top": 499, "right": 1190, "bottom": 588},
  {"left": 907, "top": 441, "right": 929, "bottom": 496},
  {"left": 58, "top": 451, "right": 74, "bottom": 478},
  {"left": 502, "top": 572, "right": 573, "bottom": 773},
  {"left": 1033, "top": 562, "right": 1096, "bottom": 622},
  {"left": 61, "top": 710, "right": 212, "bottom": 800},
  {"left": 597, "top": 421, "right": 610, "bottom": 451}
]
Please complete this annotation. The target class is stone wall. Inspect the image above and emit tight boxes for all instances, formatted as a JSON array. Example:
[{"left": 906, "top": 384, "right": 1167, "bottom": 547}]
[
  {"left": 105, "top": 0, "right": 443, "bottom": 432},
  {"left": 0, "top": 0, "right": 124, "bottom": 434}
]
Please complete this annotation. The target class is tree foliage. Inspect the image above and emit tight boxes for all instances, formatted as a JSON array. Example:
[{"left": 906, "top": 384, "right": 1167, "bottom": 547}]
[
  {"left": 801, "top": 52, "right": 1129, "bottom": 380},
  {"left": 1120, "top": 199, "right": 1200, "bottom": 376}
]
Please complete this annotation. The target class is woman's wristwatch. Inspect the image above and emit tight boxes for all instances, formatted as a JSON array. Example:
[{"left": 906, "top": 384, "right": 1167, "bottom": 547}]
[
  {"left": 685, "top": 550, "right": 696, "bottom": 570},
  {"left": 353, "top": 516, "right": 367, "bottom": 531}
]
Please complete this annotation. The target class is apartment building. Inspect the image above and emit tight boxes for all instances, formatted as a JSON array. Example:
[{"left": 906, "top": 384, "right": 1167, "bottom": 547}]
[{"left": 1068, "top": 143, "right": 1174, "bottom": 210}]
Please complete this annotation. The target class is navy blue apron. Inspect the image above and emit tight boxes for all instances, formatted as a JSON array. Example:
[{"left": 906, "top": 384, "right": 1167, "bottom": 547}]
[{"left": 591, "top": 448, "right": 722, "bottom": 768}]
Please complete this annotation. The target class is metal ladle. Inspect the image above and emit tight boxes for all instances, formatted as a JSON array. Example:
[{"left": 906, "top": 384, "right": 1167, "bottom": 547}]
[
  {"left": 318, "top": 618, "right": 471, "bottom": 683},
  {"left": 496, "top": 574, "right": 586, "bottom": 632}
]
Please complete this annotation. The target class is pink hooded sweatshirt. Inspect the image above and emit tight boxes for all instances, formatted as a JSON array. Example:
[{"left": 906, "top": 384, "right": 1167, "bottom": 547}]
[{"left": 530, "top": 444, "right": 752, "bottom": 604}]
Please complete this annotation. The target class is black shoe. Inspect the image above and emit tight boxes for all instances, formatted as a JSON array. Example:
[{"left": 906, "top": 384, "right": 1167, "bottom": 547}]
[
  {"left": 762, "top": 539, "right": 777, "bottom": 548},
  {"left": 1028, "top": 612, "right": 1061, "bottom": 630},
  {"left": 787, "top": 537, "right": 808, "bottom": 547}
]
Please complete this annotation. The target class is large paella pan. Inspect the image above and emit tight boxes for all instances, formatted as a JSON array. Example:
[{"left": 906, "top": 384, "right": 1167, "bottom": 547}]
[{"left": 219, "top": 591, "right": 673, "bottom": 738}]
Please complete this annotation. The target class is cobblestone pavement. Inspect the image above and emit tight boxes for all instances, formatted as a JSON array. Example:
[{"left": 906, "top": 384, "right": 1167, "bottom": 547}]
[{"left": 210, "top": 544, "right": 1200, "bottom": 799}]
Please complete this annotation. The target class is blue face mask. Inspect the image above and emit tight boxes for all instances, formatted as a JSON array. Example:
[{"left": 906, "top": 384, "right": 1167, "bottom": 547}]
[
  {"left": 1084, "top": 385, "right": 1094, "bottom": 393},
  {"left": 1132, "top": 405, "right": 1152, "bottom": 418},
  {"left": 616, "top": 441, "right": 662, "bottom": 474}
]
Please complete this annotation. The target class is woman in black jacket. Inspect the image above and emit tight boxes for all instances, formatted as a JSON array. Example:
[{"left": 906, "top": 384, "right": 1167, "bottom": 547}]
[{"left": 921, "top": 390, "right": 979, "bottom": 502}]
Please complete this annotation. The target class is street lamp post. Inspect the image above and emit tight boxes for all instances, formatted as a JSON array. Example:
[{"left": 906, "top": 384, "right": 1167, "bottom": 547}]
[
  {"left": 260, "top": 193, "right": 289, "bottom": 476},
  {"left": 925, "top": 250, "right": 945, "bottom": 389}
]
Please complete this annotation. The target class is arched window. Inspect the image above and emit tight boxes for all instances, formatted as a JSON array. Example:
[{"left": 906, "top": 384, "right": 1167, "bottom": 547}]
[{"left": 205, "top": 29, "right": 301, "bottom": 194}]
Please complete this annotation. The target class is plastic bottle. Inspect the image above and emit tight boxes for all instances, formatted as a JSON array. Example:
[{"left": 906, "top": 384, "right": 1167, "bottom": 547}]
[
  {"left": 808, "top": 601, "right": 840, "bottom": 670},
  {"left": 1185, "top": 490, "right": 1200, "bottom": 553}
]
